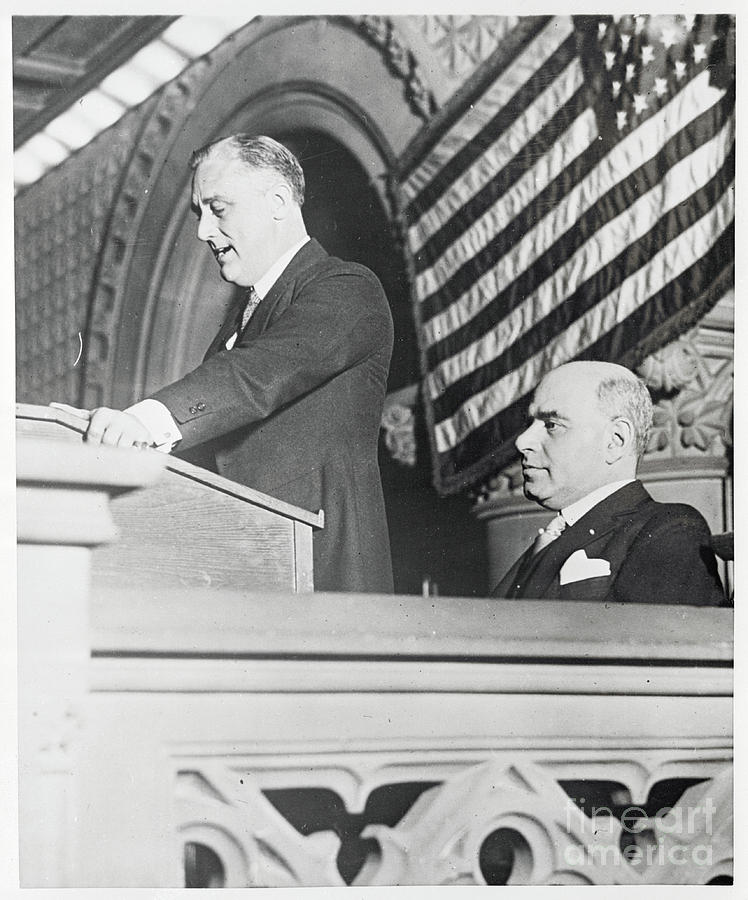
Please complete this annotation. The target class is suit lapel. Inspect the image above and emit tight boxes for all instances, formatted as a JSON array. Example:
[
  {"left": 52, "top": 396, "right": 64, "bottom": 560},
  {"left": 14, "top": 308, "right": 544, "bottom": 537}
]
[
  {"left": 516, "top": 481, "right": 651, "bottom": 599},
  {"left": 492, "top": 547, "right": 533, "bottom": 597},
  {"left": 203, "top": 295, "right": 245, "bottom": 360},
  {"left": 245, "top": 238, "right": 328, "bottom": 337},
  {"left": 204, "top": 238, "right": 329, "bottom": 354}
]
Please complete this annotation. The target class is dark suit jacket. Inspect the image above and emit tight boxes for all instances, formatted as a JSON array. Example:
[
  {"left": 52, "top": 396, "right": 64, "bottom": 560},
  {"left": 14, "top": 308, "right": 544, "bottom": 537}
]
[
  {"left": 151, "top": 239, "right": 394, "bottom": 593},
  {"left": 491, "top": 480, "right": 726, "bottom": 606}
]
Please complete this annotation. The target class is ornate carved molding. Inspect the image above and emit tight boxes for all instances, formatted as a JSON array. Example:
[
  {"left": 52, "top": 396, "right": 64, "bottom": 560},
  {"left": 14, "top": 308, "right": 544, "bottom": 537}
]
[
  {"left": 358, "top": 761, "right": 733, "bottom": 885},
  {"left": 82, "top": 55, "right": 215, "bottom": 408},
  {"left": 471, "top": 459, "right": 525, "bottom": 507},
  {"left": 636, "top": 316, "right": 733, "bottom": 459},
  {"left": 177, "top": 769, "right": 343, "bottom": 887},
  {"left": 170, "top": 751, "right": 732, "bottom": 887},
  {"left": 15, "top": 113, "right": 137, "bottom": 405},
  {"left": 413, "top": 15, "right": 519, "bottom": 79},
  {"left": 381, "top": 383, "right": 419, "bottom": 467},
  {"left": 350, "top": 16, "right": 436, "bottom": 120}
]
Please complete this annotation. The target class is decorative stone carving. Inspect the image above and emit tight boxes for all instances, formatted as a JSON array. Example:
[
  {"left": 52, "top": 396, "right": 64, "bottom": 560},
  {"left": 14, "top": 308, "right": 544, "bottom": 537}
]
[
  {"left": 414, "top": 15, "right": 519, "bottom": 78},
  {"left": 636, "top": 323, "right": 733, "bottom": 459},
  {"left": 15, "top": 113, "right": 138, "bottom": 405},
  {"left": 381, "top": 403, "right": 417, "bottom": 467},
  {"left": 381, "top": 384, "right": 419, "bottom": 466},
  {"left": 471, "top": 459, "right": 525, "bottom": 506},
  {"left": 352, "top": 16, "right": 436, "bottom": 120},
  {"left": 356, "top": 760, "right": 733, "bottom": 885},
  {"left": 170, "top": 752, "right": 732, "bottom": 887},
  {"left": 83, "top": 56, "right": 214, "bottom": 408},
  {"left": 176, "top": 769, "right": 345, "bottom": 887}
]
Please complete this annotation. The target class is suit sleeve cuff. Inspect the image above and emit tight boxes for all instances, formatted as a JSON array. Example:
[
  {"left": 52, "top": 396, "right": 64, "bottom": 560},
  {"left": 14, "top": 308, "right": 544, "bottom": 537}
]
[{"left": 126, "top": 399, "right": 182, "bottom": 452}]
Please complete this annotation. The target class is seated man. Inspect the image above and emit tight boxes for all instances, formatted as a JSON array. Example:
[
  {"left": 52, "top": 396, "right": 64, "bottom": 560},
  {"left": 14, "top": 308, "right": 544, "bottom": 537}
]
[{"left": 491, "top": 361, "right": 726, "bottom": 605}]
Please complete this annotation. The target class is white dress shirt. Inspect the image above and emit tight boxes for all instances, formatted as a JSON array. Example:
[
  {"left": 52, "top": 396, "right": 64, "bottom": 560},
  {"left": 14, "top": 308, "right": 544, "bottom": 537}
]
[
  {"left": 128, "top": 236, "right": 310, "bottom": 451},
  {"left": 559, "top": 479, "right": 636, "bottom": 526}
]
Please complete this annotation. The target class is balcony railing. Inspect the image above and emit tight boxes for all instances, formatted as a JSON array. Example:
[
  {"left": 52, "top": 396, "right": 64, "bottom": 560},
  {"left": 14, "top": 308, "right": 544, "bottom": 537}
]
[{"left": 17, "top": 413, "right": 733, "bottom": 887}]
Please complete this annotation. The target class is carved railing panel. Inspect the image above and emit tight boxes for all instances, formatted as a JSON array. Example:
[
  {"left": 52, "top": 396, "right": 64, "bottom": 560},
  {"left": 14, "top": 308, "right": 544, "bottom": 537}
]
[
  {"left": 358, "top": 760, "right": 732, "bottom": 885},
  {"left": 72, "top": 586, "right": 734, "bottom": 887},
  {"left": 157, "top": 744, "right": 733, "bottom": 887}
]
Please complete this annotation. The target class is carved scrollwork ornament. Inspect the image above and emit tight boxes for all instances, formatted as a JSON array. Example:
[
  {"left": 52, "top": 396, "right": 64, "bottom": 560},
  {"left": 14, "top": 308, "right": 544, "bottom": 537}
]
[
  {"left": 471, "top": 459, "right": 525, "bottom": 505},
  {"left": 637, "top": 334, "right": 733, "bottom": 458},
  {"left": 354, "top": 760, "right": 733, "bottom": 885},
  {"left": 352, "top": 16, "right": 436, "bottom": 119}
]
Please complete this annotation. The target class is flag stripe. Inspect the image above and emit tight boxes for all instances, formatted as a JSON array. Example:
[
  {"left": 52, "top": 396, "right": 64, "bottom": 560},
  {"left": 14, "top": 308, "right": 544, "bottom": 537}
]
[
  {"left": 433, "top": 185, "right": 734, "bottom": 453},
  {"left": 407, "top": 39, "right": 582, "bottom": 256},
  {"left": 433, "top": 249, "right": 733, "bottom": 493},
  {"left": 413, "top": 64, "right": 590, "bottom": 294},
  {"left": 417, "top": 103, "right": 602, "bottom": 326},
  {"left": 404, "top": 17, "right": 576, "bottom": 229},
  {"left": 399, "top": 16, "right": 735, "bottom": 496},
  {"left": 424, "top": 99, "right": 734, "bottom": 397},
  {"left": 419, "top": 77, "right": 733, "bottom": 369},
  {"left": 430, "top": 145, "right": 734, "bottom": 424},
  {"left": 411, "top": 79, "right": 594, "bottom": 277}
]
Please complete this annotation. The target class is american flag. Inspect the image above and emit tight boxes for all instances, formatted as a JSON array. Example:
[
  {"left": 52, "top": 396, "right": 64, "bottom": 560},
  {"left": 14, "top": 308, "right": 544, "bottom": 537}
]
[{"left": 398, "top": 14, "right": 735, "bottom": 496}]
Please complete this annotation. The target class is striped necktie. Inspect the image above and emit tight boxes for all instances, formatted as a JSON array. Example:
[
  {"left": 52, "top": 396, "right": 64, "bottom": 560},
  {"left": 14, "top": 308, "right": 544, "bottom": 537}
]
[
  {"left": 225, "top": 287, "right": 262, "bottom": 349},
  {"left": 531, "top": 513, "right": 567, "bottom": 556},
  {"left": 240, "top": 286, "right": 262, "bottom": 332}
]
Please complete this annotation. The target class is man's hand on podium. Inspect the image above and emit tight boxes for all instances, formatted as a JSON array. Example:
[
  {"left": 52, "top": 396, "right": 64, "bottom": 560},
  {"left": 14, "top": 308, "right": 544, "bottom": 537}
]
[{"left": 50, "top": 403, "right": 154, "bottom": 450}]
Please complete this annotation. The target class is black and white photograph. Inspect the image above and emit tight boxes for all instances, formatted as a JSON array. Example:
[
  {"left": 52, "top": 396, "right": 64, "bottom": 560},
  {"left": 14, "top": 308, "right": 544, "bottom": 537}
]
[{"left": 6, "top": 6, "right": 739, "bottom": 895}]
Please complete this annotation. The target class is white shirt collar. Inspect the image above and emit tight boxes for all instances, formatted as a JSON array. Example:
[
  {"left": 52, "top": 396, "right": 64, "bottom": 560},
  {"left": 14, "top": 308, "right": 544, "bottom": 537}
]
[
  {"left": 561, "top": 479, "right": 635, "bottom": 526},
  {"left": 253, "top": 235, "right": 310, "bottom": 299}
]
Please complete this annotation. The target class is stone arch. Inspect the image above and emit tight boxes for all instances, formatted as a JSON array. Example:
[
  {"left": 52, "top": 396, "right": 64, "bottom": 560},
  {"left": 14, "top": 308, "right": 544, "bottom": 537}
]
[{"left": 82, "top": 16, "right": 429, "bottom": 408}]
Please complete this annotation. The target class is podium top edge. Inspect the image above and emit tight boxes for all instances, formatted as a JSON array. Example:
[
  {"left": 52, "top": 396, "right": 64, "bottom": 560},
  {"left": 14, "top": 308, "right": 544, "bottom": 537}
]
[{"left": 15, "top": 403, "right": 324, "bottom": 529}]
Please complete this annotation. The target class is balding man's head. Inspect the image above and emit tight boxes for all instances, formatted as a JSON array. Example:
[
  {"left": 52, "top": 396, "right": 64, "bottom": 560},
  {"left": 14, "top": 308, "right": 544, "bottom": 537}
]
[
  {"left": 515, "top": 361, "right": 653, "bottom": 509},
  {"left": 544, "top": 361, "right": 653, "bottom": 456}
]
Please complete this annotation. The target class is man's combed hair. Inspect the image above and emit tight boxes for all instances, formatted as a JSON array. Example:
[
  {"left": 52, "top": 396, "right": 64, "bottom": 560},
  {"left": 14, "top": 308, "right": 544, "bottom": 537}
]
[
  {"left": 597, "top": 371, "right": 653, "bottom": 458},
  {"left": 190, "top": 134, "right": 305, "bottom": 206}
]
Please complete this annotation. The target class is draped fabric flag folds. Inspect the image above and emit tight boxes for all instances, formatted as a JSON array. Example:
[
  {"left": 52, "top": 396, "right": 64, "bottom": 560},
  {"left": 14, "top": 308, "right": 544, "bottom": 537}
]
[{"left": 398, "top": 14, "right": 735, "bottom": 496}]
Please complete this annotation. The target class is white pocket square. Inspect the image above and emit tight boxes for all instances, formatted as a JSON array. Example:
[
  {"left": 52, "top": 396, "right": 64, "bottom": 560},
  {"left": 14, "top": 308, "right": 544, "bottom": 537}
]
[{"left": 559, "top": 548, "right": 611, "bottom": 585}]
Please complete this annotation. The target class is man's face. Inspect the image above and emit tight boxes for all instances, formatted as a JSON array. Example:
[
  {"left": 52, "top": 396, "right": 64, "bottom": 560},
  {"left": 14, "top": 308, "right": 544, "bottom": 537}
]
[
  {"left": 515, "top": 366, "right": 613, "bottom": 510},
  {"left": 191, "top": 154, "right": 277, "bottom": 288}
]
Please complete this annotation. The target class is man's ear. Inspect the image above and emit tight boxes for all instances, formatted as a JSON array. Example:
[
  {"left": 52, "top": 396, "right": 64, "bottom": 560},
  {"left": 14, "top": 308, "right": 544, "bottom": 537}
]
[
  {"left": 268, "top": 182, "right": 294, "bottom": 220},
  {"left": 605, "top": 416, "right": 635, "bottom": 464}
]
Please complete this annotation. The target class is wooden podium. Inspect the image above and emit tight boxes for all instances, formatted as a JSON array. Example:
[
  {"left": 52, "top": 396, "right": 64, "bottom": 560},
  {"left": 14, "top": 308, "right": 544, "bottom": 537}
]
[{"left": 16, "top": 403, "right": 324, "bottom": 593}]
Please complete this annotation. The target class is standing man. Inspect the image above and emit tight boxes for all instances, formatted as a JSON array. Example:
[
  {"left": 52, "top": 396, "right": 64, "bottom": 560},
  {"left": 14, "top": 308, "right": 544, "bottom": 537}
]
[
  {"left": 492, "top": 361, "right": 725, "bottom": 605},
  {"left": 73, "top": 134, "right": 394, "bottom": 593}
]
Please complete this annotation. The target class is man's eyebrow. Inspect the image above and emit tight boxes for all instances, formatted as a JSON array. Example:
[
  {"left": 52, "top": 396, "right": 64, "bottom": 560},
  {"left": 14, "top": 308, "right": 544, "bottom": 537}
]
[
  {"left": 191, "top": 194, "right": 228, "bottom": 213},
  {"left": 529, "top": 407, "right": 570, "bottom": 422}
]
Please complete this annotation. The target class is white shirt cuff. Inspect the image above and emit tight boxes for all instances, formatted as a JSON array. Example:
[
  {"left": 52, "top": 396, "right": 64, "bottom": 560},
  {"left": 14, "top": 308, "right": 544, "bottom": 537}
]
[{"left": 126, "top": 399, "right": 182, "bottom": 452}]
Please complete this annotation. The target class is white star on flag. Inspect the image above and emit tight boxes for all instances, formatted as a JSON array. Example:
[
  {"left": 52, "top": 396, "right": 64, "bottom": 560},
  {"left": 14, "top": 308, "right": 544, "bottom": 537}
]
[
  {"left": 642, "top": 44, "right": 655, "bottom": 65},
  {"left": 626, "top": 62, "right": 636, "bottom": 82},
  {"left": 660, "top": 27, "right": 677, "bottom": 49},
  {"left": 674, "top": 59, "right": 687, "bottom": 80},
  {"left": 634, "top": 15, "right": 646, "bottom": 34},
  {"left": 684, "top": 14, "right": 696, "bottom": 31},
  {"left": 693, "top": 43, "right": 707, "bottom": 64},
  {"left": 598, "top": 21, "right": 607, "bottom": 40},
  {"left": 621, "top": 33, "right": 631, "bottom": 52},
  {"left": 402, "top": 13, "right": 735, "bottom": 496}
]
